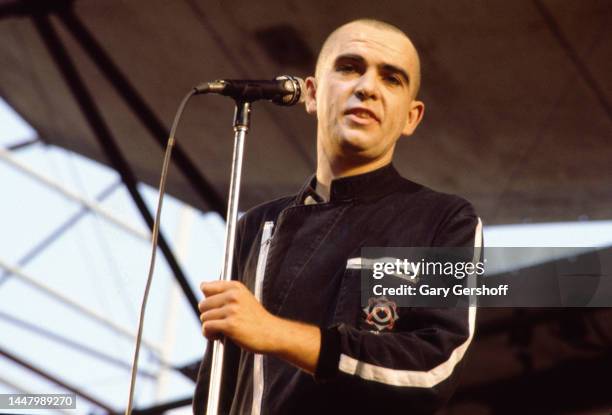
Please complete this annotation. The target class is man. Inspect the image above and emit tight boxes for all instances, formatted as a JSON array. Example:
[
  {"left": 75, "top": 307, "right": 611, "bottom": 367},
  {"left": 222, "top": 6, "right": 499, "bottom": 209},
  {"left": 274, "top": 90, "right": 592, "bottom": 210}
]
[{"left": 194, "top": 19, "right": 481, "bottom": 414}]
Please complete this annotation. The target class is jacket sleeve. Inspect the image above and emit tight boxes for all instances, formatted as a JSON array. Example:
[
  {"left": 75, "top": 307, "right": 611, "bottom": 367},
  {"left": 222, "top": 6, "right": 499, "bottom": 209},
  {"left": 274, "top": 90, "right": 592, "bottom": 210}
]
[
  {"left": 192, "top": 217, "right": 247, "bottom": 415},
  {"left": 315, "top": 202, "right": 482, "bottom": 412}
]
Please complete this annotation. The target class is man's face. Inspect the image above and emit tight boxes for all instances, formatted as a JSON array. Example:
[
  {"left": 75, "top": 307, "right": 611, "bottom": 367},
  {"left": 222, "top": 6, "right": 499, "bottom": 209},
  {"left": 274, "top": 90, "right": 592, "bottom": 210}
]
[{"left": 306, "top": 23, "right": 424, "bottom": 165}]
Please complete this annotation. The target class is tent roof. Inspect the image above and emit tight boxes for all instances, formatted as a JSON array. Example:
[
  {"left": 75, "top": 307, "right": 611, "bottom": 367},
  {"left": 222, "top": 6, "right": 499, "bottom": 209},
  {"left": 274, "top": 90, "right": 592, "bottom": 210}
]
[{"left": 1, "top": 0, "right": 610, "bottom": 224}]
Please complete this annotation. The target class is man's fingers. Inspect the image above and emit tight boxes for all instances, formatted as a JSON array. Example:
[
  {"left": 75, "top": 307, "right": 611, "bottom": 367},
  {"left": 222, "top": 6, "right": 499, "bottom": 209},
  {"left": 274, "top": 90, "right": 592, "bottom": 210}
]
[
  {"left": 199, "top": 307, "right": 226, "bottom": 324},
  {"left": 198, "top": 290, "right": 240, "bottom": 313},
  {"left": 202, "top": 320, "right": 225, "bottom": 341},
  {"left": 200, "top": 280, "right": 241, "bottom": 296},
  {"left": 198, "top": 292, "right": 225, "bottom": 313}
]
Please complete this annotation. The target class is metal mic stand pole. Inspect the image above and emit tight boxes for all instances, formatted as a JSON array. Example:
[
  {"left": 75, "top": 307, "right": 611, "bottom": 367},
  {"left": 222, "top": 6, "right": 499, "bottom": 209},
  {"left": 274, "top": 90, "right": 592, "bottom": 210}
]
[{"left": 206, "top": 101, "right": 251, "bottom": 415}]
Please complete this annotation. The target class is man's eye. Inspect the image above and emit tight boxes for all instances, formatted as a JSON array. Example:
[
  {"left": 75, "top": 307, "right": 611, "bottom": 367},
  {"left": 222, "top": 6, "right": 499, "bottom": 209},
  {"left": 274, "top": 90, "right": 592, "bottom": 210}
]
[
  {"left": 336, "top": 64, "right": 355, "bottom": 73},
  {"left": 384, "top": 75, "right": 401, "bottom": 86}
]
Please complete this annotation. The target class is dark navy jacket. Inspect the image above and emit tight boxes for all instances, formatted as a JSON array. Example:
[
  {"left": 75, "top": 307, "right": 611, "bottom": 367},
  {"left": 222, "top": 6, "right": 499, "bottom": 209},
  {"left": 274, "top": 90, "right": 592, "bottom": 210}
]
[{"left": 194, "top": 164, "right": 482, "bottom": 415}]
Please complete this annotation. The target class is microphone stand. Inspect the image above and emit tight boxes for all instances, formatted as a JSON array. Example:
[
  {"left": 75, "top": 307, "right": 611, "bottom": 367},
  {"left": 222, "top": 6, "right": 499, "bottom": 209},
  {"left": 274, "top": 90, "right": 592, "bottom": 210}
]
[{"left": 206, "top": 100, "right": 251, "bottom": 415}]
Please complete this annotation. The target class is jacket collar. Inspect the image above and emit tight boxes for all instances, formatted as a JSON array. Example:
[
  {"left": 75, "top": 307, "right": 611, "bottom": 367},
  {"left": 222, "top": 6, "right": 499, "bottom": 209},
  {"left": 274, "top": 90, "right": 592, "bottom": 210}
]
[{"left": 296, "top": 163, "right": 415, "bottom": 204}]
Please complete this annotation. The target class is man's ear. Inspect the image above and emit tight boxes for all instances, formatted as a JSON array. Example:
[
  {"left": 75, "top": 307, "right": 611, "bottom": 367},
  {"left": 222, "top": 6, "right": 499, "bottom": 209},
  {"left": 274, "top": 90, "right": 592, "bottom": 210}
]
[
  {"left": 304, "top": 76, "right": 317, "bottom": 114},
  {"left": 402, "top": 100, "right": 425, "bottom": 136}
]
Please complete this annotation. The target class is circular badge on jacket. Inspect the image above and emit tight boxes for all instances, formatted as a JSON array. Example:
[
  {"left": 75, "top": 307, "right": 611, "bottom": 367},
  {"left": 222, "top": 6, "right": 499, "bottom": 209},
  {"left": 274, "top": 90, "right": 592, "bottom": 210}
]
[{"left": 363, "top": 296, "right": 399, "bottom": 331}]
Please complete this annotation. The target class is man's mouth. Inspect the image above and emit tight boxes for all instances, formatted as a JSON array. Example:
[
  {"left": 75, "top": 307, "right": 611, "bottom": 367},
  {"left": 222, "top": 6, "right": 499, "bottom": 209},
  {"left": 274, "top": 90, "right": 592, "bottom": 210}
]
[{"left": 344, "top": 107, "right": 379, "bottom": 123}]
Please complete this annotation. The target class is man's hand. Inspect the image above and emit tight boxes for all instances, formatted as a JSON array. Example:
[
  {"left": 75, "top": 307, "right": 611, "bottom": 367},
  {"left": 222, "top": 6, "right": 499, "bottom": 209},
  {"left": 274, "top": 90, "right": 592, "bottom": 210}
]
[
  {"left": 199, "top": 280, "right": 321, "bottom": 374},
  {"left": 199, "top": 280, "right": 279, "bottom": 353}
]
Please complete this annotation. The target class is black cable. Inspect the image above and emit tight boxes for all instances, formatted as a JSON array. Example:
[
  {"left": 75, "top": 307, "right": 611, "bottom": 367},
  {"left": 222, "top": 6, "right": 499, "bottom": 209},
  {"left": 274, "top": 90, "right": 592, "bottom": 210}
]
[{"left": 125, "top": 88, "right": 196, "bottom": 415}]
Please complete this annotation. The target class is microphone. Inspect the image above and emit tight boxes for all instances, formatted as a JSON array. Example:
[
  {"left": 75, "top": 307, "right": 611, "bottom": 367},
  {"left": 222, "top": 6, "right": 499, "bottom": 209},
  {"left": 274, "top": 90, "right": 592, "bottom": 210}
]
[{"left": 193, "top": 75, "right": 305, "bottom": 106}]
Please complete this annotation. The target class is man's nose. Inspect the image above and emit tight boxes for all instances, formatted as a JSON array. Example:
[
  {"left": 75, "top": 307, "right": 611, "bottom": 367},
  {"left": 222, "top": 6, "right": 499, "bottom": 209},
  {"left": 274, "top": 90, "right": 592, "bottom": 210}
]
[{"left": 354, "top": 70, "right": 379, "bottom": 100}]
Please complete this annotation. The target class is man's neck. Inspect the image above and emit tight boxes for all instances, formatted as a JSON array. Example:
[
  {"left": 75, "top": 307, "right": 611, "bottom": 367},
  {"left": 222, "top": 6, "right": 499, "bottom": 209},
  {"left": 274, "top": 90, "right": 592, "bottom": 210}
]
[{"left": 315, "top": 148, "right": 393, "bottom": 202}]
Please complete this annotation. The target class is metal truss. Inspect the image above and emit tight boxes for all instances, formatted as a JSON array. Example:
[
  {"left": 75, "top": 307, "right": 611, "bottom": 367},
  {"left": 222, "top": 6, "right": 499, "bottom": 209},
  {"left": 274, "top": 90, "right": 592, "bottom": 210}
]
[
  {"left": 0, "top": 346, "right": 116, "bottom": 412},
  {"left": 0, "top": 257, "right": 167, "bottom": 356},
  {"left": 0, "top": 148, "right": 149, "bottom": 241},
  {"left": 32, "top": 11, "right": 201, "bottom": 318}
]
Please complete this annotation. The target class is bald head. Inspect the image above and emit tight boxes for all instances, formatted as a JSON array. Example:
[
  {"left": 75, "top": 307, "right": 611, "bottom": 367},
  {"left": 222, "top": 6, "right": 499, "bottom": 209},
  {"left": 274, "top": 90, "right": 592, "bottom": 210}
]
[{"left": 315, "top": 19, "right": 421, "bottom": 99}]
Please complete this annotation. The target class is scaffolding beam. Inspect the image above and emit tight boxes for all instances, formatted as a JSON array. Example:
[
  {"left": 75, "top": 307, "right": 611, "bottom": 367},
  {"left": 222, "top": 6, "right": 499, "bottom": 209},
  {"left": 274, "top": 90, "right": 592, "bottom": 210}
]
[
  {"left": 0, "top": 310, "right": 158, "bottom": 379},
  {"left": 5, "top": 138, "right": 40, "bottom": 151},
  {"left": 129, "top": 396, "right": 193, "bottom": 415},
  {"left": 32, "top": 13, "right": 200, "bottom": 318},
  {"left": 0, "top": 148, "right": 149, "bottom": 241},
  {"left": 0, "top": 346, "right": 115, "bottom": 413},
  {"left": 0, "top": 180, "right": 121, "bottom": 286},
  {"left": 0, "top": 257, "right": 165, "bottom": 357},
  {"left": 56, "top": 5, "right": 226, "bottom": 216}
]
